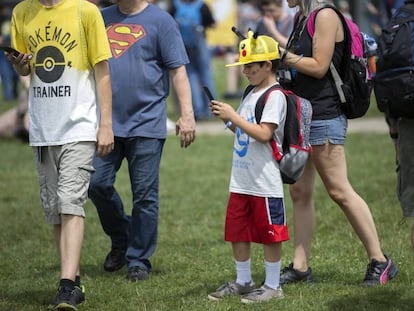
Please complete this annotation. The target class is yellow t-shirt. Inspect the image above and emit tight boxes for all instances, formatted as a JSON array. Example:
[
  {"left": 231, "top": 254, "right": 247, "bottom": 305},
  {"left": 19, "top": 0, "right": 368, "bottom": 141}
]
[{"left": 11, "top": 0, "right": 112, "bottom": 146}]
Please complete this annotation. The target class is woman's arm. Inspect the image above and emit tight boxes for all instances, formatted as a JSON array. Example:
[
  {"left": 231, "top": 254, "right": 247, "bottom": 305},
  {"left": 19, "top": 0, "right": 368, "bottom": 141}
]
[{"left": 280, "top": 8, "right": 343, "bottom": 79}]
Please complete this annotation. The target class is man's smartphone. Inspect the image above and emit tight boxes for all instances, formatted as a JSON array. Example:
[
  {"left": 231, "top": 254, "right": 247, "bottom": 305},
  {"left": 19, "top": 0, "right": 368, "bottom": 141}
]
[
  {"left": 0, "top": 46, "right": 20, "bottom": 58},
  {"left": 203, "top": 85, "right": 214, "bottom": 101}
]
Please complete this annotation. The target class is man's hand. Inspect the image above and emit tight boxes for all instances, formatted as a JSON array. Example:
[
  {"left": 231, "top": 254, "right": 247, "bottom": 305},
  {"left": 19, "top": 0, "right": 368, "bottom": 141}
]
[
  {"left": 176, "top": 114, "right": 196, "bottom": 148},
  {"left": 96, "top": 125, "right": 114, "bottom": 157}
]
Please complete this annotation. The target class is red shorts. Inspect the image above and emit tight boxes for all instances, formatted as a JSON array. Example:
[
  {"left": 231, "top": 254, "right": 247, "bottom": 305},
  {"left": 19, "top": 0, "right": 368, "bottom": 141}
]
[{"left": 224, "top": 192, "right": 289, "bottom": 244}]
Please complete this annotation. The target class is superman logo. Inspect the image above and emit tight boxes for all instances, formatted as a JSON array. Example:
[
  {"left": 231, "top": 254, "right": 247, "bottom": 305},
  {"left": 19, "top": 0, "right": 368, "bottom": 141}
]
[{"left": 106, "top": 24, "right": 147, "bottom": 59}]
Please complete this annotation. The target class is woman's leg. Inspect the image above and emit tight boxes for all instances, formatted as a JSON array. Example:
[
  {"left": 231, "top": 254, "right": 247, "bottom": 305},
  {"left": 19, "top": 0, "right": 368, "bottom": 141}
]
[
  {"left": 312, "top": 143, "right": 385, "bottom": 261},
  {"left": 280, "top": 158, "right": 316, "bottom": 285},
  {"left": 289, "top": 157, "right": 317, "bottom": 271}
]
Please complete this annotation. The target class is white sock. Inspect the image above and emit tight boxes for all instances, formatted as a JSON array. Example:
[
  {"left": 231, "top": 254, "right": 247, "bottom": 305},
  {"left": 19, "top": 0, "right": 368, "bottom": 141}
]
[
  {"left": 264, "top": 260, "right": 281, "bottom": 289},
  {"left": 235, "top": 259, "right": 252, "bottom": 285}
]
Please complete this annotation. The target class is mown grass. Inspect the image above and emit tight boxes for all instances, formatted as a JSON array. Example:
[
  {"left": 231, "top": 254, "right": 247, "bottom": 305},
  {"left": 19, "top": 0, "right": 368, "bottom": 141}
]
[{"left": 1, "top": 130, "right": 413, "bottom": 311}]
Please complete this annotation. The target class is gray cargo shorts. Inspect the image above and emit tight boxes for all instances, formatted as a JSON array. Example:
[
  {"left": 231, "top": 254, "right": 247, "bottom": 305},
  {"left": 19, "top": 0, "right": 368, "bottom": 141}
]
[{"left": 34, "top": 141, "right": 95, "bottom": 224}]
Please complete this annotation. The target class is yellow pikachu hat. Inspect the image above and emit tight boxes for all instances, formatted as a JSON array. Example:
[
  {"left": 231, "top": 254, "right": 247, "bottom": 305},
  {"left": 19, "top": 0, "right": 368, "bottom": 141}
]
[{"left": 226, "top": 30, "right": 280, "bottom": 67}]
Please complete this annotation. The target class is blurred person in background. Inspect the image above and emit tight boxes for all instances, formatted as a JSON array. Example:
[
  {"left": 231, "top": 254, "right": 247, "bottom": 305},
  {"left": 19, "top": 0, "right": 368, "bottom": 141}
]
[
  {"left": 224, "top": 0, "right": 261, "bottom": 100},
  {"left": 0, "top": 4, "right": 19, "bottom": 101},
  {"left": 255, "top": 0, "right": 294, "bottom": 47},
  {"left": 0, "top": 75, "right": 29, "bottom": 141},
  {"left": 170, "top": 0, "right": 216, "bottom": 121},
  {"left": 366, "top": 0, "right": 404, "bottom": 37}
]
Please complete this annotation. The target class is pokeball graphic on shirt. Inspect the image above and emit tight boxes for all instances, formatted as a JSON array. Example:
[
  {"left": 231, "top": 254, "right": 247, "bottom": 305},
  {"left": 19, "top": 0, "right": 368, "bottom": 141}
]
[{"left": 34, "top": 46, "right": 66, "bottom": 83}]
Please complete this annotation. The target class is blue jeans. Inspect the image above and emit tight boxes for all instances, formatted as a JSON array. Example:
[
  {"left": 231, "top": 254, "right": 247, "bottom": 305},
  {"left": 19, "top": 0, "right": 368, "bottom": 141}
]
[
  {"left": 0, "top": 52, "right": 19, "bottom": 100},
  {"left": 186, "top": 37, "right": 216, "bottom": 120},
  {"left": 89, "top": 137, "right": 165, "bottom": 271}
]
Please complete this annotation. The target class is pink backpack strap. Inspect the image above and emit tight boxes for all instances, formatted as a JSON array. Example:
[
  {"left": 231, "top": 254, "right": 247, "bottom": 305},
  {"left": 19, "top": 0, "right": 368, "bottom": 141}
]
[
  {"left": 307, "top": 7, "right": 363, "bottom": 58},
  {"left": 346, "top": 19, "right": 363, "bottom": 57},
  {"left": 307, "top": 9, "right": 319, "bottom": 38}
]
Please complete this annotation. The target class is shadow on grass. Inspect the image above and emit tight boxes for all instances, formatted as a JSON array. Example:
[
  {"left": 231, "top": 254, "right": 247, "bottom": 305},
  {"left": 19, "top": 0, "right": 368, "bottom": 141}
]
[{"left": 327, "top": 288, "right": 411, "bottom": 311}]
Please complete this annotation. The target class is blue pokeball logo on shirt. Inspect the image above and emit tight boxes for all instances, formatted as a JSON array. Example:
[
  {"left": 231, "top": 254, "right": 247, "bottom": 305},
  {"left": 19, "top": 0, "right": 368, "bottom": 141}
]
[
  {"left": 234, "top": 127, "right": 250, "bottom": 157},
  {"left": 34, "top": 46, "right": 66, "bottom": 83}
]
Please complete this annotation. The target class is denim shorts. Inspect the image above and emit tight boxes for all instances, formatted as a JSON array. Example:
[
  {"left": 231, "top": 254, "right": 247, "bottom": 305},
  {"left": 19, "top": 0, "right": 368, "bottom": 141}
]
[{"left": 309, "top": 114, "right": 348, "bottom": 145}]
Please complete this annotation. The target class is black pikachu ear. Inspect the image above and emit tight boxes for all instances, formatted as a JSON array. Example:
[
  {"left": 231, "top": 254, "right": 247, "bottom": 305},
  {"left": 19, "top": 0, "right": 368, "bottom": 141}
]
[{"left": 231, "top": 26, "right": 246, "bottom": 39}]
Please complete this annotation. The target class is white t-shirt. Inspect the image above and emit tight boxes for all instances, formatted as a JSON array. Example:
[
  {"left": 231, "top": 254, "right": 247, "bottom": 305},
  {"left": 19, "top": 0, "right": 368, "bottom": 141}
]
[{"left": 229, "top": 86, "right": 286, "bottom": 197}]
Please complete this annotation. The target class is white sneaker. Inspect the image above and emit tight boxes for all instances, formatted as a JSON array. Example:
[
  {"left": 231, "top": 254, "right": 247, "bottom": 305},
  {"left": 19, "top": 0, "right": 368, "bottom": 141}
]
[
  {"left": 241, "top": 285, "right": 284, "bottom": 304},
  {"left": 207, "top": 281, "right": 255, "bottom": 301}
]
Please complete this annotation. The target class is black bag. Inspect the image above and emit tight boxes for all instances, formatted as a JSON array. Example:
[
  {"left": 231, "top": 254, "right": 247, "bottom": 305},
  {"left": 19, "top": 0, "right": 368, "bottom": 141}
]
[
  {"left": 338, "top": 56, "right": 372, "bottom": 119},
  {"left": 374, "top": 69, "right": 414, "bottom": 118},
  {"left": 320, "top": 7, "right": 372, "bottom": 119},
  {"left": 374, "top": 5, "right": 414, "bottom": 118},
  {"left": 307, "top": 5, "right": 373, "bottom": 119}
]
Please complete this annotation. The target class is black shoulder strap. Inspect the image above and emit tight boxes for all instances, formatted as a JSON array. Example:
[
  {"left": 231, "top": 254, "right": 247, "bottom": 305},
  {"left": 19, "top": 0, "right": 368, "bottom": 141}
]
[
  {"left": 282, "top": 14, "right": 307, "bottom": 61},
  {"left": 325, "top": 5, "right": 352, "bottom": 75},
  {"left": 253, "top": 85, "right": 284, "bottom": 123},
  {"left": 241, "top": 84, "right": 255, "bottom": 100}
]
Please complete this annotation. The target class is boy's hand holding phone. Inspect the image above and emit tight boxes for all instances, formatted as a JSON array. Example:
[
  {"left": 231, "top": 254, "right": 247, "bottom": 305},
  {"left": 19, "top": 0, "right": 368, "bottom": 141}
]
[
  {"left": 1, "top": 46, "right": 33, "bottom": 76},
  {"left": 0, "top": 46, "right": 21, "bottom": 58},
  {"left": 203, "top": 85, "right": 214, "bottom": 101}
]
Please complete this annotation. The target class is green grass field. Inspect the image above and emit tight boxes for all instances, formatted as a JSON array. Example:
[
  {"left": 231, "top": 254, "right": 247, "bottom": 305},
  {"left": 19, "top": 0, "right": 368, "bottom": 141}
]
[
  {"left": 1, "top": 130, "right": 413, "bottom": 311},
  {"left": 1, "top": 58, "right": 413, "bottom": 311}
]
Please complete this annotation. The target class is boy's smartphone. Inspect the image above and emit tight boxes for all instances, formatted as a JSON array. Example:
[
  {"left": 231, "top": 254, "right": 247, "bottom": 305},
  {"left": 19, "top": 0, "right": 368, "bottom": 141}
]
[
  {"left": 0, "top": 46, "right": 20, "bottom": 58},
  {"left": 203, "top": 85, "right": 215, "bottom": 101}
]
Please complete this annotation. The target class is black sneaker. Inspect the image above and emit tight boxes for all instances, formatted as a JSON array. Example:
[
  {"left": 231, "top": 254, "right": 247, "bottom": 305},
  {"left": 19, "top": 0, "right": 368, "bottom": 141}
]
[
  {"left": 362, "top": 255, "right": 398, "bottom": 286},
  {"left": 104, "top": 248, "right": 126, "bottom": 272},
  {"left": 48, "top": 285, "right": 85, "bottom": 310},
  {"left": 127, "top": 266, "right": 149, "bottom": 281},
  {"left": 71, "top": 286, "right": 85, "bottom": 306},
  {"left": 280, "top": 263, "right": 314, "bottom": 285}
]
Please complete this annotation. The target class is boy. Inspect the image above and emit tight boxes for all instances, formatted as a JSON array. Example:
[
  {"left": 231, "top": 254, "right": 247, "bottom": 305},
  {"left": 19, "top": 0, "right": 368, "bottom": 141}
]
[
  {"left": 9, "top": 0, "right": 113, "bottom": 309},
  {"left": 207, "top": 31, "right": 289, "bottom": 303}
]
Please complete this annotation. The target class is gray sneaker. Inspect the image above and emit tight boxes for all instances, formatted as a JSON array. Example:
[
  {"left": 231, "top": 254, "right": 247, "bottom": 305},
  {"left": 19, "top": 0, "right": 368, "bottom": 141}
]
[
  {"left": 241, "top": 285, "right": 284, "bottom": 304},
  {"left": 207, "top": 281, "right": 255, "bottom": 301}
]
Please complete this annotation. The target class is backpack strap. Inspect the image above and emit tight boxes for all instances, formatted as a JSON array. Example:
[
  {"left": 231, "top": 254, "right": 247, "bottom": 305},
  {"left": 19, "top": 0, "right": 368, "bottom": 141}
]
[
  {"left": 281, "top": 13, "right": 307, "bottom": 62},
  {"left": 307, "top": 9, "right": 318, "bottom": 38},
  {"left": 307, "top": 5, "right": 352, "bottom": 60},
  {"left": 243, "top": 84, "right": 285, "bottom": 124},
  {"left": 241, "top": 84, "right": 255, "bottom": 101},
  {"left": 255, "top": 85, "right": 286, "bottom": 124},
  {"left": 242, "top": 84, "right": 286, "bottom": 124},
  {"left": 307, "top": 5, "right": 352, "bottom": 104}
]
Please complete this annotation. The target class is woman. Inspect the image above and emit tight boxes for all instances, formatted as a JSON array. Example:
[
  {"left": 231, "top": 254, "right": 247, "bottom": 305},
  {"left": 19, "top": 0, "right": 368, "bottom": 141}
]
[{"left": 279, "top": 0, "right": 398, "bottom": 286}]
